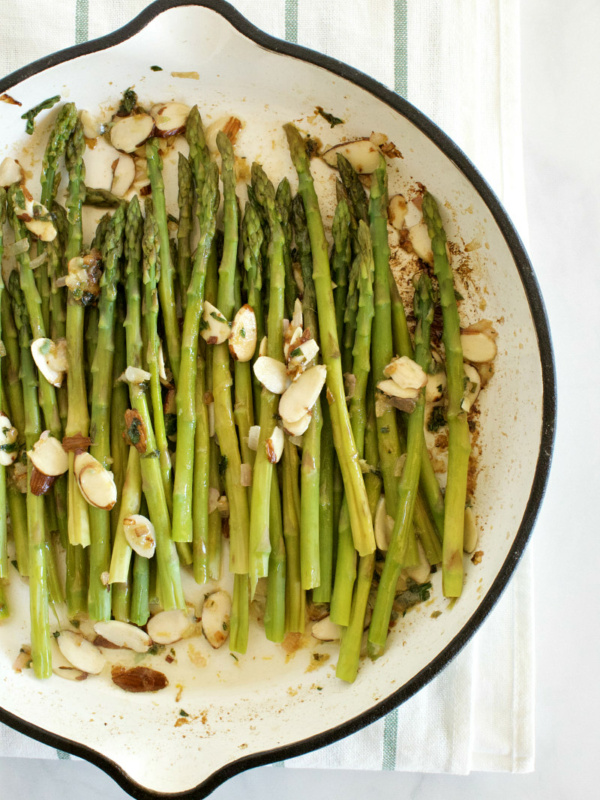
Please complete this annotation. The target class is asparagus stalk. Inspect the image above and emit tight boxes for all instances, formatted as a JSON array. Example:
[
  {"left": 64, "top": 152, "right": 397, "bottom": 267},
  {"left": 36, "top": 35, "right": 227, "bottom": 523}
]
[
  {"left": 248, "top": 163, "right": 286, "bottom": 588},
  {"left": 176, "top": 153, "right": 193, "bottom": 309},
  {"left": 87, "top": 203, "right": 125, "bottom": 619},
  {"left": 146, "top": 138, "right": 180, "bottom": 386},
  {"left": 282, "top": 440, "right": 305, "bottom": 632},
  {"left": 422, "top": 193, "right": 471, "bottom": 597},
  {"left": 233, "top": 270, "right": 255, "bottom": 468},
  {"left": 284, "top": 124, "right": 375, "bottom": 557},
  {"left": 332, "top": 198, "right": 352, "bottom": 345},
  {"left": 82, "top": 187, "right": 123, "bottom": 209},
  {"left": 368, "top": 273, "right": 433, "bottom": 655},
  {"left": 192, "top": 350, "right": 210, "bottom": 583},
  {"left": 275, "top": 177, "right": 297, "bottom": 318},
  {"left": 109, "top": 446, "right": 141, "bottom": 585},
  {"left": 10, "top": 272, "right": 51, "bottom": 678},
  {"left": 0, "top": 285, "right": 25, "bottom": 437},
  {"left": 264, "top": 474, "right": 286, "bottom": 642},
  {"left": 172, "top": 162, "right": 219, "bottom": 542},
  {"left": 337, "top": 153, "right": 369, "bottom": 225},
  {"left": 292, "top": 193, "right": 323, "bottom": 591},
  {"left": 312, "top": 399, "right": 334, "bottom": 604},
  {"left": 40, "top": 102, "right": 77, "bottom": 207},
  {"left": 241, "top": 201, "right": 265, "bottom": 420}
]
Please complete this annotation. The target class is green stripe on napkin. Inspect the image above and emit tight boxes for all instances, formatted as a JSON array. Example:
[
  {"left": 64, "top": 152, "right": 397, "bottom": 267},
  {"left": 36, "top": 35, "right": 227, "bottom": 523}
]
[{"left": 75, "top": 0, "right": 89, "bottom": 45}]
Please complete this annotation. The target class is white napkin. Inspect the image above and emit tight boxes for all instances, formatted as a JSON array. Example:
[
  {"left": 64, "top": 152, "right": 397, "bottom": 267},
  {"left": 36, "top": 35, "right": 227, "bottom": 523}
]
[{"left": 0, "top": 0, "right": 534, "bottom": 774}]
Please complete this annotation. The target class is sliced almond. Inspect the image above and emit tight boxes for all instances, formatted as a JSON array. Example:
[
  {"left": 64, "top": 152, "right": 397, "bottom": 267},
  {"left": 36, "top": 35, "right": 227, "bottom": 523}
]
[
  {"left": 460, "top": 331, "right": 497, "bottom": 363},
  {"left": 119, "top": 365, "right": 152, "bottom": 384},
  {"left": 229, "top": 304, "right": 257, "bottom": 362},
  {"left": 426, "top": 372, "right": 447, "bottom": 403},
  {"left": 50, "top": 638, "right": 88, "bottom": 682},
  {"left": 0, "top": 413, "right": 19, "bottom": 467},
  {"left": 258, "top": 336, "right": 268, "bottom": 357},
  {"left": 151, "top": 102, "right": 191, "bottom": 136},
  {"left": 265, "top": 426, "right": 284, "bottom": 464},
  {"left": 463, "top": 506, "right": 478, "bottom": 553},
  {"left": 205, "top": 116, "right": 242, "bottom": 154},
  {"left": 282, "top": 412, "right": 312, "bottom": 437},
  {"left": 201, "top": 590, "right": 231, "bottom": 649},
  {"left": 27, "top": 431, "right": 68, "bottom": 476},
  {"left": 322, "top": 139, "right": 381, "bottom": 174},
  {"left": 123, "top": 514, "right": 156, "bottom": 558},
  {"left": 388, "top": 194, "right": 407, "bottom": 229},
  {"left": 29, "top": 467, "right": 56, "bottom": 496},
  {"left": 384, "top": 356, "right": 427, "bottom": 393},
  {"left": 311, "top": 615, "right": 342, "bottom": 641},
  {"left": 201, "top": 301, "right": 230, "bottom": 345},
  {"left": 74, "top": 452, "right": 117, "bottom": 510},
  {"left": 93, "top": 621, "right": 152, "bottom": 653},
  {"left": 284, "top": 325, "right": 303, "bottom": 362},
  {"left": 403, "top": 540, "right": 430, "bottom": 584},
  {"left": 147, "top": 609, "right": 192, "bottom": 645},
  {"left": 110, "top": 113, "right": 154, "bottom": 153},
  {"left": 404, "top": 199, "right": 424, "bottom": 229},
  {"left": 377, "top": 379, "right": 419, "bottom": 400},
  {"left": 287, "top": 338, "right": 320, "bottom": 378},
  {"left": 408, "top": 222, "right": 433, "bottom": 265},
  {"left": 56, "top": 631, "right": 106, "bottom": 675},
  {"left": 25, "top": 218, "right": 57, "bottom": 242},
  {"left": 292, "top": 298, "right": 303, "bottom": 330},
  {"left": 253, "top": 356, "right": 290, "bottom": 395},
  {"left": 247, "top": 425, "right": 261, "bottom": 452},
  {"left": 279, "top": 364, "right": 327, "bottom": 424},
  {"left": 31, "top": 338, "right": 67, "bottom": 387},
  {"left": 79, "top": 109, "right": 102, "bottom": 140},
  {"left": 111, "top": 665, "right": 168, "bottom": 693},
  {"left": 0, "top": 156, "right": 23, "bottom": 187},
  {"left": 461, "top": 363, "right": 481, "bottom": 412},
  {"left": 110, "top": 154, "right": 135, "bottom": 197},
  {"left": 374, "top": 495, "right": 394, "bottom": 551}
]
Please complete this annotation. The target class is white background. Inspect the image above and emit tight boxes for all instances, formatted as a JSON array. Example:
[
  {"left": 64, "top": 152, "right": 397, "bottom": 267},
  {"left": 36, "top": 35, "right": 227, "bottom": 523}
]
[{"left": 2, "top": 0, "right": 598, "bottom": 797}]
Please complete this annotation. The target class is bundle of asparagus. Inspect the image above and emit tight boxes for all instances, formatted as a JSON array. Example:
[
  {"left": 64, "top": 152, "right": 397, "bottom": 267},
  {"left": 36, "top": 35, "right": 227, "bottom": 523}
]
[{"left": 0, "top": 94, "right": 497, "bottom": 685}]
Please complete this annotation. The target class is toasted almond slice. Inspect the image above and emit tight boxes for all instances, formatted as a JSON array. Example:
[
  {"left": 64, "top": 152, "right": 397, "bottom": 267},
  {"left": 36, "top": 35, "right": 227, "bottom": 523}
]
[
  {"left": 110, "top": 113, "right": 154, "bottom": 153},
  {"left": 460, "top": 331, "right": 497, "bottom": 363},
  {"left": 282, "top": 412, "right": 312, "bottom": 437},
  {"left": 374, "top": 495, "right": 395, "bottom": 551},
  {"left": 403, "top": 540, "right": 431, "bottom": 584},
  {"left": 25, "top": 218, "right": 57, "bottom": 242},
  {"left": 388, "top": 194, "right": 407, "bottom": 229},
  {"left": 426, "top": 371, "right": 447, "bottom": 403},
  {"left": 119, "top": 365, "right": 152, "bottom": 384},
  {"left": 0, "top": 156, "right": 23, "bottom": 187},
  {"left": 31, "top": 338, "right": 66, "bottom": 387},
  {"left": 461, "top": 363, "right": 481, "bottom": 412},
  {"left": 279, "top": 365, "right": 327, "bottom": 423},
  {"left": 110, "top": 154, "right": 135, "bottom": 197},
  {"left": 258, "top": 336, "right": 268, "bottom": 357},
  {"left": 151, "top": 101, "right": 191, "bottom": 136},
  {"left": 74, "top": 452, "right": 117, "bottom": 510},
  {"left": 408, "top": 221, "right": 433, "bottom": 265},
  {"left": 56, "top": 631, "right": 106, "bottom": 675},
  {"left": 93, "top": 621, "right": 152, "bottom": 653},
  {"left": 147, "top": 609, "right": 192, "bottom": 645},
  {"left": 201, "top": 301, "right": 230, "bottom": 345},
  {"left": 27, "top": 431, "right": 68, "bottom": 476},
  {"left": 247, "top": 425, "right": 261, "bottom": 452},
  {"left": 50, "top": 637, "right": 88, "bottom": 681},
  {"left": 201, "top": 590, "right": 231, "bottom": 649},
  {"left": 404, "top": 199, "right": 424, "bottom": 228},
  {"left": 284, "top": 326, "right": 303, "bottom": 362},
  {"left": 205, "top": 116, "right": 242, "bottom": 154},
  {"left": 253, "top": 356, "right": 290, "bottom": 395},
  {"left": 463, "top": 506, "right": 478, "bottom": 553},
  {"left": 229, "top": 304, "right": 257, "bottom": 362},
  {"left": 292, "top": 298, "right": 303, "bottom": 330},
  {"left": 79, "top": 109, "right": 102, "bottom": 139},
  {"left": 384, "top": 356, "right": 427, "bottom": 392},
  {"left": 322, "top": 139, "right": 381, "bottom": 174},
  {"left": 265, "top": 426, "right": 284, "bottom": 464},
  {"left": 311, "top": 615, "right": 342, "bottom": 641},
  {"left": 0, "top": 413, "right": 18, "bottom": 467},
  {"left": 377, "top": 379, "right": 419, "bottom": 400},
  {"left": 288, "top": 338, "right": 320, "bottom": 374},
  {"left": 123, "top": 514, "right": 156, "bottom": 558}
]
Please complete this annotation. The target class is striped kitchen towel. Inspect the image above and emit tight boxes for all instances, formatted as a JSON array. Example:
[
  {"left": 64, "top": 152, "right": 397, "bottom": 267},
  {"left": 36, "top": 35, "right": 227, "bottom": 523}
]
[{"left": 0, "top": 0, "right": 533, "bottom": 774}]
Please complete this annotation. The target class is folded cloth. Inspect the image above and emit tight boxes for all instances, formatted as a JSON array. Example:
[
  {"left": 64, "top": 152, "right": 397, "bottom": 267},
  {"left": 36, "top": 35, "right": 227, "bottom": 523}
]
[{"left": 0, "top": 0, "right": 533, "bottom": 774}]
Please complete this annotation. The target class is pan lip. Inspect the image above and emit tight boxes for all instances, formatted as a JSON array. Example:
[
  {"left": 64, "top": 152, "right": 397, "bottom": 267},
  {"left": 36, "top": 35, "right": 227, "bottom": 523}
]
[{"left": 0, "top": 1, "right": 557, "bottom": 797}]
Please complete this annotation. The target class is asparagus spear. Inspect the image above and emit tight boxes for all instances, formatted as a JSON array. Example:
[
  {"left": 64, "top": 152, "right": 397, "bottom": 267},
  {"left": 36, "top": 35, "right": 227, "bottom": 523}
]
[
  {"left": 284, "top": 123, "right": 375, "bottom": 557},
  {"left": 0, "top": 284, "right": 25, "bottom": 437},
  {"left": 282, "top": 440, "right": 305, "bottom": 632},
  {"left": 172, "top": 162, "right": 219, "bottom": 543},
  {"left": 109, "top": 445, "right": 141, "bottom": 585},
  {"left": 192, "top": 350, "right": 210, "bottom": 583},
  {"left": 87, "top": 202, "right": 125, "bottom": 620},
  {"left": 248, "top": 163, "right": 286, "bottom": 589},
  {"left": 146, "top": 138, "right": 180, "bottom": 386},
  {"left": 368, "top": 273, "right": 433, "bottom": 656},
  {"left": 176, "top": 153, "right": 193, "bottom": 310},
  {"left": 337, "top": 153, "right": 369, "bottom": 226},
  {"left": 40, "top": 102, "right": 77, "bottom": 207},
  {"left": 422, "top": 193, "right": 471, "bottom": 597},
  {"left": 82, "top": 187, "right": 123, "bottom": 209},
  {"left": 332, "top": 198, "right": 352, "bottom": 345},
  {"left": 241, "top": 201, "right": 265, "bottom": 417},
  {"left": 292, "top": 193, "right": 323, "bottom": 591},
  {"left": 264, "top": 474, "right": 286, "bottom": 642},
  {"left": 10, "top": 273, "right": 51, "bottom": 678},
  {"left": 312, "top": 399, "right": 334, "bottom": 604},
  {"left": 232, "top": 272, "right": 255, "bottom": 468},
  {"left": 275, "top": 177, "right": 297, "bottom": 318}
]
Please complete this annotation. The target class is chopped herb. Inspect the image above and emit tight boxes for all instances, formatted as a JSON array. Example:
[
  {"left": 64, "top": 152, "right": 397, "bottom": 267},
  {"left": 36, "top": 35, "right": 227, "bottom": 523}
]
[
  {"left": 167, "top": 213, "right": 179, "bottom": 224},
  {"left": 305, "top": 136, "right": 322, "bottom": 159},
  {"left": 315, "top": 106, "right": 344, "bottom": 128},
  {"left": 199, "top": 317, "right": 209, "bottom": 332},
  {"left": 40, "top": 340, "right": 51, "bottom": 355},
  {"left": 431, "top": 610, "right": 442, "bottom": 619},
  {"left": 454, "top": 289, "right": 464, "bottom": 302},
  {"left": 210, "top": 311, "right": 228, "bottom": 324},
  {"left": 315, "top": 686, "right": 323, "bottom": 690},
  {"left": 290, "top": 347, "right": 302, "bottom": 358},
  {"left": 10, "top": 560, "right": 18, "bottom": 571},
  {"left": 0, "top": 442, "right": 17, "bottom": 454},
  {"left": 116, "top": 87, "right": 138, "bottom": 117},
  {"left": 179, "top": 709, "right": 189, "bottom": 717},
  {"left": 240, "top": 328, "right": 246, "bottom": 338},
  {"left": 147, "top": 643, "right": 165, "bottom": 656},
  {"left": 218, "top": 455, "right": 228, "bottom": 477},
  {"left": 393, "top": 580, "right": 432, "bottom": 616},
  {"left": 127, "top": 416, "right": 143, "bottom": 444},
  {"left": 170, "top": 648, "right": 176, "bottom": 656},
  {"left": 380, "top": 426, "right": 390, "bottom": 434},
  {"left": 230, "top": 653, "right": 238, "bottom": 662},
  {"left": 69, "top": 619, "right": 81, "bottom": 629},
  {"left": 21, "top": 94, "right": 60, "bottom": 135},
  {"left": 150, "top": 65, "right": 163, "bottom": 72},
  {"left": 427, "top": 405, "right": 446, "bottom": 432},
  {"left": 222, "top": 621, "right": 228, "bottom": 632},
  {"left": 52, "top": 630, "right": 60, "bottom": 638}
]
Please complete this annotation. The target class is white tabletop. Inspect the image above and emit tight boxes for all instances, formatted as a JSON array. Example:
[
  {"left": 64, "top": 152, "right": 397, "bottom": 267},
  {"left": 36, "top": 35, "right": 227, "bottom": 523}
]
[{"left": 2, "top": 0, "right": 598, "bottom": 797}]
